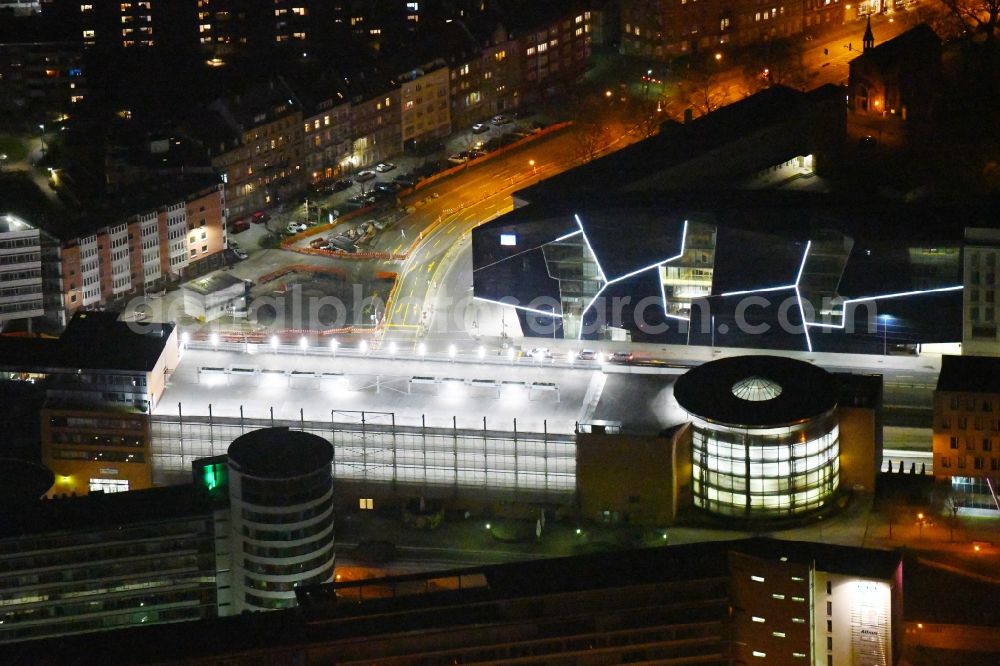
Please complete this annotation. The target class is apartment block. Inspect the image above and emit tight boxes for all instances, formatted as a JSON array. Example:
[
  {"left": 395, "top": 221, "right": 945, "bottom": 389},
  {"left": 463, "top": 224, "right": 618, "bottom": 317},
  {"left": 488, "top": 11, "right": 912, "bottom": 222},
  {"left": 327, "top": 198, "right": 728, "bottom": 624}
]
[
  {"left": 933, "top": 354, "right": 1000, "bottom": 512},
  {"left": 0, "top": 485, "right": 218, "bottom": 645},
  {"left": 513, "top": 6, "right": 592, "bottom": 100},
  {"left": 0, "top": 40, "right": 86, "bottom": 113},
  {"left": 620, "top": 0, "right": 804, "bottom": 60},
  {"left": 58, "top": 181, "right": 226, "bottom": 314},
  {"left": 962, "top": 228, "right": 1000, "bottom": 356},
  {"left": 205, "top": 78, "right": 304, "bottom": 218},
  {"left": 399, "top": 61, "right": 451, "bottom": 151}
]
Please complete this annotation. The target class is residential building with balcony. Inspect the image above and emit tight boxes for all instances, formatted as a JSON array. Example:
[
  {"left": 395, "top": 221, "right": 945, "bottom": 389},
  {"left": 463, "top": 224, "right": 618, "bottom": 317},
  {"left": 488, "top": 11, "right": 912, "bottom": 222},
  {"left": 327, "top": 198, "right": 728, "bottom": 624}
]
[
  {"left": 58, "top": 180, "right": 226, "bottom": 315},
  {"left": 0, "top": 39, "right": 86, "bottom": 114},
  {"left": 0, "top": 484, "right": 219, "bottom": 645},
  {"left": 0, "top": 213, "right": 58, "bottom": 330}
]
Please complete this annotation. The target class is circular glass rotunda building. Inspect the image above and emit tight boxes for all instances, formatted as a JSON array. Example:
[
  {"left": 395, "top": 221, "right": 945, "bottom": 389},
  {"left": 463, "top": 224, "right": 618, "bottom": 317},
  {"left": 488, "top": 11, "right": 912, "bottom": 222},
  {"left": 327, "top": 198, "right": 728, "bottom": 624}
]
[{"left": 673, "top": 356, "right": 841, "bottom": 519}]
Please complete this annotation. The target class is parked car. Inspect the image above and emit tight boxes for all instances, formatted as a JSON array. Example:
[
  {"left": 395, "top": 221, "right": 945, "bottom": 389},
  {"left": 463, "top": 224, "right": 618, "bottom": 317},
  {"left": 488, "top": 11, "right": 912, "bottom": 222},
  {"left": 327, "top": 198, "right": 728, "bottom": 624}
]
[
  {"left": 328, "top": 235, "right": 357, "bottom": 253},
  {"left": 309, "top": 237, "right": 328, "bottom": 249},
  {"left": 373, "top": 219, "right": 389, "bottom": 231},
  {"left": 471, "top": 122, "right": 489, "bottom": 133},
  {"left": 374, "top": 162, "right": 396, "bottom": 173},
  {"left": 355, "top": 170, "right": 377, "bottom": 182},
  {"left": 251, "top": 211, "right": 269, "bottom": 224},
  {"left": 231, "top": 247, "right": 248, "bottom": 260},
  {"left": 468, "top": 149, "right": 487, "bottom": 159},
  {"left": 491, "top": 114, "right": 512, "bottom": 125},
  {"left": 228, "top": 218, "right": 250, "bottom": 233},
  {"left": 285, "top": 222, "right": 307, "bottom": 234},
  {"left": 529, "top": 347, "right": 553, "bottom": 360},
  {"left": 577, "top": 349, "right": 598, "bottom": 361},
  {"left": 393, "top": 174, "right": 417, "bottom": 187},
  {"left": 447, "top": 153, "right": 469, "bottom": 165},
  {"left": 330, "top": 178, "right": 353, "bottom": 192},
  {"left": 375, "top": 181, "right": 399, "bottom": 193},
  {"left": 609, "top": 351, "right": 635, "bottom": 363}
]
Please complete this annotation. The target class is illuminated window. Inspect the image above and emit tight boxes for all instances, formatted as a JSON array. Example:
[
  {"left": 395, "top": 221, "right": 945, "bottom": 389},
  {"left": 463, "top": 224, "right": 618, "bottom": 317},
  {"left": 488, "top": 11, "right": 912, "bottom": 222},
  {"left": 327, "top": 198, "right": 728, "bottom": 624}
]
[
  {"left": 752, "top": 616, "right": 766, "bottom": 623},
  {"left": 751, "top": 575, "right": 765, "bottom": 582},
  {"left": 359, "top": 498, "right": 374, "bottom": 509}
]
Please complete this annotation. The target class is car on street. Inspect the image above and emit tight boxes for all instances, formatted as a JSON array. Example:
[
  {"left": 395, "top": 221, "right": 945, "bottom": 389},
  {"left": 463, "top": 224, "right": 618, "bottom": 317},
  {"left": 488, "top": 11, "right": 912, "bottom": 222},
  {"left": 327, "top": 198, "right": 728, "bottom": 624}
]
[
  {"left": 447, "top": 153, "right": 469, "bottom": 164},
  {"left": 375, "top": 162, "right": 396, "bottom": 173},
  {"left": 309, "top": 237, "right": 328, "bottom": 249},
  {"left": 393, "top": 174, "right": 417, "bottom": 187},
  {"left": 471, "top": 123, "right": 489, "bottom": 133},
  {"left": 608, "top": 351, "right": 635, "bottom": 363},
  {"left": 355, "top": 170, "right": 377, "bottom": 181},
  {"left": 329, "top": 178, "right": 353, "bottom": 192},
  {"left": 344, "top": 194, "right": 376, "bottom": 210},
  {"left": 529, "top": 347, "right": 552, "bottom": 359},
  {"left": 468, "top": 149, "right": 486, "bottom": 159},
  {"left": 285, "top": 222, "right": 307, "bottom": 234},
  {"left": 251, "top": 211, "right": 269, "bottom": 224},
  {"left": 491, "top": 114, "right": 512, "bottom": 125},
  {"left": 577, "top": 349, "right": 598, "bottom": 361}
]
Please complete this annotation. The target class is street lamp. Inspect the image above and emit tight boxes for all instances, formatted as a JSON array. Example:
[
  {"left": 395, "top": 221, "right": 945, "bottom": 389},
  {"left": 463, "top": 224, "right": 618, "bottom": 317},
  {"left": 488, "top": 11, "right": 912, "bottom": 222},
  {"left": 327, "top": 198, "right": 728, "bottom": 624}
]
[
  {"left": 38, "top": 124, "right": 46, "bottom": 152},
  {"left": 417, "top": 342, "right": 427, "bottom": 357},
  {"left": 329, "top": 337, "right": 339, "bottom": 355},
  {"left": 299, "top": 336, "right": 308, "bottom": 354},
  {"left": 359, "top": 340, "right": 368, "bottom": 354},
  {"left": 389, "top": 341, "right": 398, "bottom": 357},
  {"left": 477, "top": 345, "right": 486, "bottom": 360},
  {"left": 879, "top": 314, "right": 893, "bottom": 355},
  {"left": 448, "top": 343, "right": 456, "bottom": 361},
  {"left": 529, "top": 159, "right": 536, "bottom": 175},
  {"left": 271, "top": 335, "right": 279, "bottom": 353},
  {"left": 181, "top": 331, "right": 190, "bottom": 348},
  {"left": 210, "top": 332, "right": 219, "bottom": 348}
]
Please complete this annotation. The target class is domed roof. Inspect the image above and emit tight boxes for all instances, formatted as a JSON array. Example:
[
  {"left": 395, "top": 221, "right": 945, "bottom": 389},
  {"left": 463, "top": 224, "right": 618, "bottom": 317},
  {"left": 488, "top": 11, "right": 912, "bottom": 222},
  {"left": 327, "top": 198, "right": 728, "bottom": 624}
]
[
  {"left": 674, "top": 355, "right": 838, "bottom": 428},
  {"left": 731, "top": 376, "right": 783, "bottom": 401}
]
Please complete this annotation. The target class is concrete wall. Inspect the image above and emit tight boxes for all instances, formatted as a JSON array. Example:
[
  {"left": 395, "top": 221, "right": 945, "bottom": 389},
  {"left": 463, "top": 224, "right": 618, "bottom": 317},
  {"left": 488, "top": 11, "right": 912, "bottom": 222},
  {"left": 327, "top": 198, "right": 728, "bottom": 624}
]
[{"left": 576, "top": 424, "right": 691, "bottom": 525}]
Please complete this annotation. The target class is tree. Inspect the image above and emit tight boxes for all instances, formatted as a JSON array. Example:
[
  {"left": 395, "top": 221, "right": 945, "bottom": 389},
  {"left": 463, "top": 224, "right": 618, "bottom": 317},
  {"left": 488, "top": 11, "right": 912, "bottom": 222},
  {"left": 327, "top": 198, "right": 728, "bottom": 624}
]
[
  {"left": 623, "top": 96, "right": 664, "bottom": 139},
  {"left": 939, "top": 0, "right": 1000, "bottom": 43},
  {"left": 677, "top": 63, "right": 729, "bottom": 117},
  {"left": 739, "top": 39, "right": 812, "bottom": 97},
  {"left": 570, "top": 95, "right": 614, "bottom": 164}
]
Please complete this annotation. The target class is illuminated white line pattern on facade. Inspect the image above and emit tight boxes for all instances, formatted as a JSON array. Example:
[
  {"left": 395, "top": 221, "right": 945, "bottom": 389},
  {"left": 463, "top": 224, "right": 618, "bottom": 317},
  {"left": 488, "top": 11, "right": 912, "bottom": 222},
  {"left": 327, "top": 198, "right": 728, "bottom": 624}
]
[
  {"left": 473, "top": 296, "right": 565, "bottom": 318},
  {"left": 576, "top": 216, "right": 689, "bottom": 338},
  {"left": 795, "top": 241, "right": 813, "bottom": 352},
  {"left": 716, "top": 242, "right": 813, "bottom": 351},
  {"left": 552, "top": 229, "right": 583, "bottom": 243},
  {"left": 805, "top": 285, "right": 965, "bottom": 329}
]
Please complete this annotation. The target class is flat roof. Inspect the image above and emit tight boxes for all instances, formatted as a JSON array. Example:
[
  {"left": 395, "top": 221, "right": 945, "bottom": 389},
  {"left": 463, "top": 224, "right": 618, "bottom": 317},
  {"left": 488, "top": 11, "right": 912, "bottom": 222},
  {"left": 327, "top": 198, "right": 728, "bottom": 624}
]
[
  {"left": 228, "top": 427, "right": 333, "bottom": 478},
  {"left": 673, "top": 355, "right": 839, "bottom": 428},
  {"left": 0, "top": 538, "right": 903, "bottom": 663},
  {"left": 0, "top": 484, "right": 213, "bottom": 540},
  {"left": 0, "top": 312, "right": 174, "bottom": 374},
  {"left": 182, "top": 272, "right": 246, "bottom": 296},
  {"left": 936, "top": 355, "right": 1000, "bottom": 394}
]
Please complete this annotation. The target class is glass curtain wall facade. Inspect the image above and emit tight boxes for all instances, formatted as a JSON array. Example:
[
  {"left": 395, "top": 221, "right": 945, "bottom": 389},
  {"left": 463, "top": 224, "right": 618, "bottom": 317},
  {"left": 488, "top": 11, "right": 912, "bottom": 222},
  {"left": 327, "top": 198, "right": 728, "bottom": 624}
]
[{"left": 692, "top": 411, "right": 840, "bottom": 517}]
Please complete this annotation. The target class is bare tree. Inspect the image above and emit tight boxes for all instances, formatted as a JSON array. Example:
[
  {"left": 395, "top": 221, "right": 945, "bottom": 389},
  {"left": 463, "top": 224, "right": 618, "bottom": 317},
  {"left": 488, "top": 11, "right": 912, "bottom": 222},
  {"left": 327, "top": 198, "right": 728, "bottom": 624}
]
[
  {"left": 678, "top": 64, "right": 729, "bottom": 117},
  {"left": 623, "top": 96, "right": 664, "bottom": 139},
  {"left": 938, "top": 0, "right": 1000, "bottom": 43},
  {"left": 570, "top": 96, "right": 613, "bottom": 164}
]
